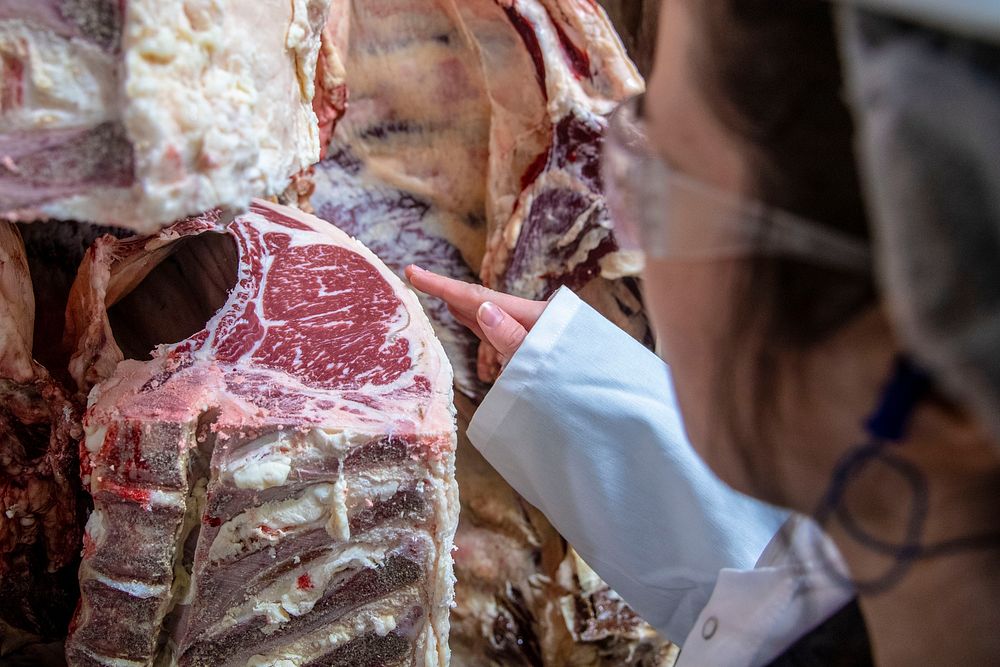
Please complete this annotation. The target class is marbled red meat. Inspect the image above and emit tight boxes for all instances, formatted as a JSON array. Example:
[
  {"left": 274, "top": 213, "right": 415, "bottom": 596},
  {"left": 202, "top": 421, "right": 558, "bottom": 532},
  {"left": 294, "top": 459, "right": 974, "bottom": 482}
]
[
  {"left": 63, "top": 201, "right": 458, "bottom": 666},
  {"left": 309, "top": 5, "right": 661, "bottom": 664},
  {"left": 313, "top": 147, "right": 489, "bottom": 400}
]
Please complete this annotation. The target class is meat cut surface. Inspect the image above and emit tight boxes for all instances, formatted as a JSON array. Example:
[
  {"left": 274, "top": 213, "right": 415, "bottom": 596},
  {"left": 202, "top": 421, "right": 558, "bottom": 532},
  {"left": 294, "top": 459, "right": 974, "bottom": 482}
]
[
  {"left": 1, "top": 1, "right": 331, "bottom": 231},
  {"left": 312, "top": 146, "right": 490, "bottom": 401},
  {"left": 64, "top": 201, "right": 458, "bottom": 666}
]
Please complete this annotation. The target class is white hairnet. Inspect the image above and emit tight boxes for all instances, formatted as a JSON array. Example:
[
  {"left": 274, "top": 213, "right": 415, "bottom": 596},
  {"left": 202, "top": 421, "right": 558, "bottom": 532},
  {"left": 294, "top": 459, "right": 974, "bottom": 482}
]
[
  {"left": 837, "top": 0, "right": 1000, "bottom": 43},
  {"left": 836, "top": 5, "right": 1000, "bottom": 445}
]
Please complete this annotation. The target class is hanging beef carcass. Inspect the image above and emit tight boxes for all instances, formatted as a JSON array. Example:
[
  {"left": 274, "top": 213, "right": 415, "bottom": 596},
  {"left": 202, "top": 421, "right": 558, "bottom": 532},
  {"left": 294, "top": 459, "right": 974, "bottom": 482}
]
[
  {"left": 0, "top": 222, "right": 82, "bottom": 648},
  {"left": 0, "top": 0, "right": 331, "bottom": 231},
  {"left": 312, "top": 0, "right": 647, "bottom": 393},
  {"left": 311, "top": 1, "right": 668, "bottom": 664},
  {"left": 63, "top": 200, "right": 458, "bottom": 666}
]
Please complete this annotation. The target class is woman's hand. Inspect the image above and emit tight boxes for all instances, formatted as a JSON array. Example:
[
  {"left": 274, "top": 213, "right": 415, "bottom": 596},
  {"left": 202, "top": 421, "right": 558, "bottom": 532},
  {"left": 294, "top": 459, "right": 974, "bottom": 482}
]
[{"left": 404, "top": 265, "right": 548, "bottom": 380}]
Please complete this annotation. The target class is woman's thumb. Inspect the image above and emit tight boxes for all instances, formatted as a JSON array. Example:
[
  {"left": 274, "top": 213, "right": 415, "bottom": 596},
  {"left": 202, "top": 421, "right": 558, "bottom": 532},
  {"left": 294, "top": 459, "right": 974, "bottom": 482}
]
[{"left": 477, "top": 301, "right": 528, "bottom": 363}]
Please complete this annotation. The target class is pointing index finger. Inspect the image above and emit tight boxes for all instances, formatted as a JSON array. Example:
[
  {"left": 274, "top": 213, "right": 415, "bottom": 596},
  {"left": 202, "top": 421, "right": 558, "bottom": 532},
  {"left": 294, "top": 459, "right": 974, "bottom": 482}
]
[
  {"left": 404, "top": 265, "right": 545, "bottom": 328},
  {"left": 405, "top": 265, "right": 483, "bottom": 314}
]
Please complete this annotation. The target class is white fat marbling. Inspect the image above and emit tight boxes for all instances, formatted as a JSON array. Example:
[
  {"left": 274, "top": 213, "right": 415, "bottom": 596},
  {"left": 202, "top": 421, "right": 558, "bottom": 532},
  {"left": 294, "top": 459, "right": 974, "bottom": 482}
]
[
  {"left": 209, "top": 484, "right": 336, "bottom": 562},
  {"left": 222, "top": 543, "right": 389, "bottom": 632},
  {"left": 327, "top": 464, "right": 351, "bottom": 541}
]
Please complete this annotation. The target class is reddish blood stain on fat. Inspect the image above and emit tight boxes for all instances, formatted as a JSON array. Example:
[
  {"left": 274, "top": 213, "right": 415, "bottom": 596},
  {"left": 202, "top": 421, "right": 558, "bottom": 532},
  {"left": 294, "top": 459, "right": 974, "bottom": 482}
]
[
  {"left": 204, "top": 515, "right": 222, "bottom": 527},
  {"left": 504, "top": 8, "right": 546, "bottom": 92},
  {"left": 81, "top": 533, "right": 97, "bottom": 558},
  {"left": 1, "top": 54, "right": 24, "bottom": 110},
  {"left": 297, "top": 573, "right": 314, "bottom": 590},
  {"left": 521, "top": 149, "right": 550, "bottom": 191},
  {"left": 102, "top": 481, "right": 151, "bottom": 506},
  {"left": 259, "top": 525, "right": 280, "bottom": 536},
  {"left": 551, "top": 16, "right": 591, "bottom": 80},
  {"left": 67, "top": 598, "right": 83, "bottom": 637}
]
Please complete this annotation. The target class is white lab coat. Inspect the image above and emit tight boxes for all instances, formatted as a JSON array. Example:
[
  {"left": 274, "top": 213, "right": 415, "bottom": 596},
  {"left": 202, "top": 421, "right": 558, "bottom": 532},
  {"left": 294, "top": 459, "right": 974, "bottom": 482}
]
[{"left": 467, "top": 287, "right": 855, "bottom": 666}]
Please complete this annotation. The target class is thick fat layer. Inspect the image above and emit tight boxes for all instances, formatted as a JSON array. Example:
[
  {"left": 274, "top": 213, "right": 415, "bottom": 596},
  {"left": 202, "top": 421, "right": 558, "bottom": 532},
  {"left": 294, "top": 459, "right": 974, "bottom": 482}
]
[
  {"left": 0, "top": 20, "right": 117, "bottom": 132},
  {"left": 113, "top": 0, "right": 324, "bottom": 223},
  {"left": 2, "top": 2, "right": 331, "bottom": 230}
]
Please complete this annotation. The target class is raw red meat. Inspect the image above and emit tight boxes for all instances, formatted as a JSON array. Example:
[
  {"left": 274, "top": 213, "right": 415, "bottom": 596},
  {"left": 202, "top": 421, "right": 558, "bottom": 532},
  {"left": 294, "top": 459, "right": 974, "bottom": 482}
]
[
  {"left": 63, "top": 201, "right": 458, "bottom": 666},
  {"left": 0, "top": 221, "right": 82, "bottom": 645},
  {"left": 313, "top": 147, "right": 490, "bottom": 401}
]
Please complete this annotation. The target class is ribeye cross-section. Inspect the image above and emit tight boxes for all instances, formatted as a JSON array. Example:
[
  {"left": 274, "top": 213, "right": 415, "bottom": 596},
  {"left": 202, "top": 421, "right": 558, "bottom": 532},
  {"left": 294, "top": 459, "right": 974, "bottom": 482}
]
[{"left": 64, "top": 200, "right": 458, "bottom": 666}]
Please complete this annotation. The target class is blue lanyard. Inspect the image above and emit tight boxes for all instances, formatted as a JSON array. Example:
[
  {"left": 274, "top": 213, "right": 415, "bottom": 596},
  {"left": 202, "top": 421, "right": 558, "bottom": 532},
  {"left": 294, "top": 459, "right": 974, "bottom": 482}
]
[
  {"left": 863, "top": 357, "right": 933, "bottom": 442},
  {"left": 812, "top": 356, "right": 1000, "bottom": 595}
]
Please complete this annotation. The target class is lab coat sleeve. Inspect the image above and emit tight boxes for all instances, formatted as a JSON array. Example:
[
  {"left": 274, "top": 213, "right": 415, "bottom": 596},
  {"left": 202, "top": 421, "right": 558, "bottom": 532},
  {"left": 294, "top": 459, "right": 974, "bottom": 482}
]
[
  {"left": 467, "top": 287, "right": 790, "bottom": 644},
  {"left": 678, "top": 515, "right": 856, "bottom": 667}
]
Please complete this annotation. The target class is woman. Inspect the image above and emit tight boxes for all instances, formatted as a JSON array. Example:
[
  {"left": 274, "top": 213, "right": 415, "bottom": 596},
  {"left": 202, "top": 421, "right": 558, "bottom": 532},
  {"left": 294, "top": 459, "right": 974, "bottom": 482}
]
[{"left": 410, "top": 0, "right": 1000, "bottom": 665}]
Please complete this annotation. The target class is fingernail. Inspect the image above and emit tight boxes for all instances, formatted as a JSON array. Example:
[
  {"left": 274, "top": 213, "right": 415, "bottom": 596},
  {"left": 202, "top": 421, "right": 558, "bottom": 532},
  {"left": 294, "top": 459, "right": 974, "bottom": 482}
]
[
  {"left": 410, "top": 265, "right": 425, "bottom": 273},
  {"left": 478, "top": 302, "right": 503, "bottom": 327}
]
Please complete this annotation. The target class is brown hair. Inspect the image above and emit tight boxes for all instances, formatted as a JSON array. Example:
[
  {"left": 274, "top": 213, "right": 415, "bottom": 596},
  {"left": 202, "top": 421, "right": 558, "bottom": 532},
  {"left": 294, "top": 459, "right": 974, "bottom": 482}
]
[
  {"left": 688, "top": 3, "right": 878, "bottom": 659},
  {"left": 691, "top": 2, "right": 877, "bottom": 491}
]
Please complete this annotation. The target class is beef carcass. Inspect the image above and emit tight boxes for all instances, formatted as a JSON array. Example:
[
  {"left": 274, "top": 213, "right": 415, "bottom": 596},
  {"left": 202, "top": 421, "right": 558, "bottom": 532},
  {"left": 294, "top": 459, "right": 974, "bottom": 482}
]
[
  {"left": 315, "top": 0, "right": 645, "bottom": 302},
  {"left": 310, "top": 2, "right": 666, "bottom": 664},
  {"left": 312, "top": 0, "right": 646, "bottom": 393},
  {"left": 1, "top": 1, "right": 331, "bottom": 231},
  {"left": 474, "top": 0, "right": 645, "bottom": 301},
  {"left": 0, "top": 221, "right": 82, "bottom": 647},
  {"left": 63, "top": 200, "right": 458, "bottom": 666}
]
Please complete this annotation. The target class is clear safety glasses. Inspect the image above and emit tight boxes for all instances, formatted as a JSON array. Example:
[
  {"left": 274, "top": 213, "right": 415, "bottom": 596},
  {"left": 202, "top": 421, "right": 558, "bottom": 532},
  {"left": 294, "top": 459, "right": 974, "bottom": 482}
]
[{"left": 602, "top": 96, "right": 872, "bottom": 272}]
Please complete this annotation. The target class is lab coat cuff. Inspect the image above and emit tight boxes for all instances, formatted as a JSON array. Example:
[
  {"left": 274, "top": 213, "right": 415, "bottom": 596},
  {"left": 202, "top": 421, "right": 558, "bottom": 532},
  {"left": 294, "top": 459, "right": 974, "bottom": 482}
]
[{"left": 468, "top": 286, "right": 581, "bottom": 448}]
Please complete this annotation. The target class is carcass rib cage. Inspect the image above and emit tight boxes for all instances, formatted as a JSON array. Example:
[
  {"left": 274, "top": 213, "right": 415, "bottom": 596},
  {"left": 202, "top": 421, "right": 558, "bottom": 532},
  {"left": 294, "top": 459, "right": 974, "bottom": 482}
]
[
  {"left": 0, "top": 0, "right": 672, "bottom": 665},
  {"left": 312, "top": 0, "right": 649, "bottom": 390}
]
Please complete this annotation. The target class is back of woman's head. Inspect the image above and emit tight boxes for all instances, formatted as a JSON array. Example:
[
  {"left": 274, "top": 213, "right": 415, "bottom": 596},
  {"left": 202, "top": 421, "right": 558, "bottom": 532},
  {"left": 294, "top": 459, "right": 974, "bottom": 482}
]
[
  {"left": 685, "top": 1, "right": 879, "bottom": 488},
  {"left": 691, "top": 0, "right": 1000, "bottom": 456},
  {"left": 695, "top": 1, "right": 876, "bottom": 350}
]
